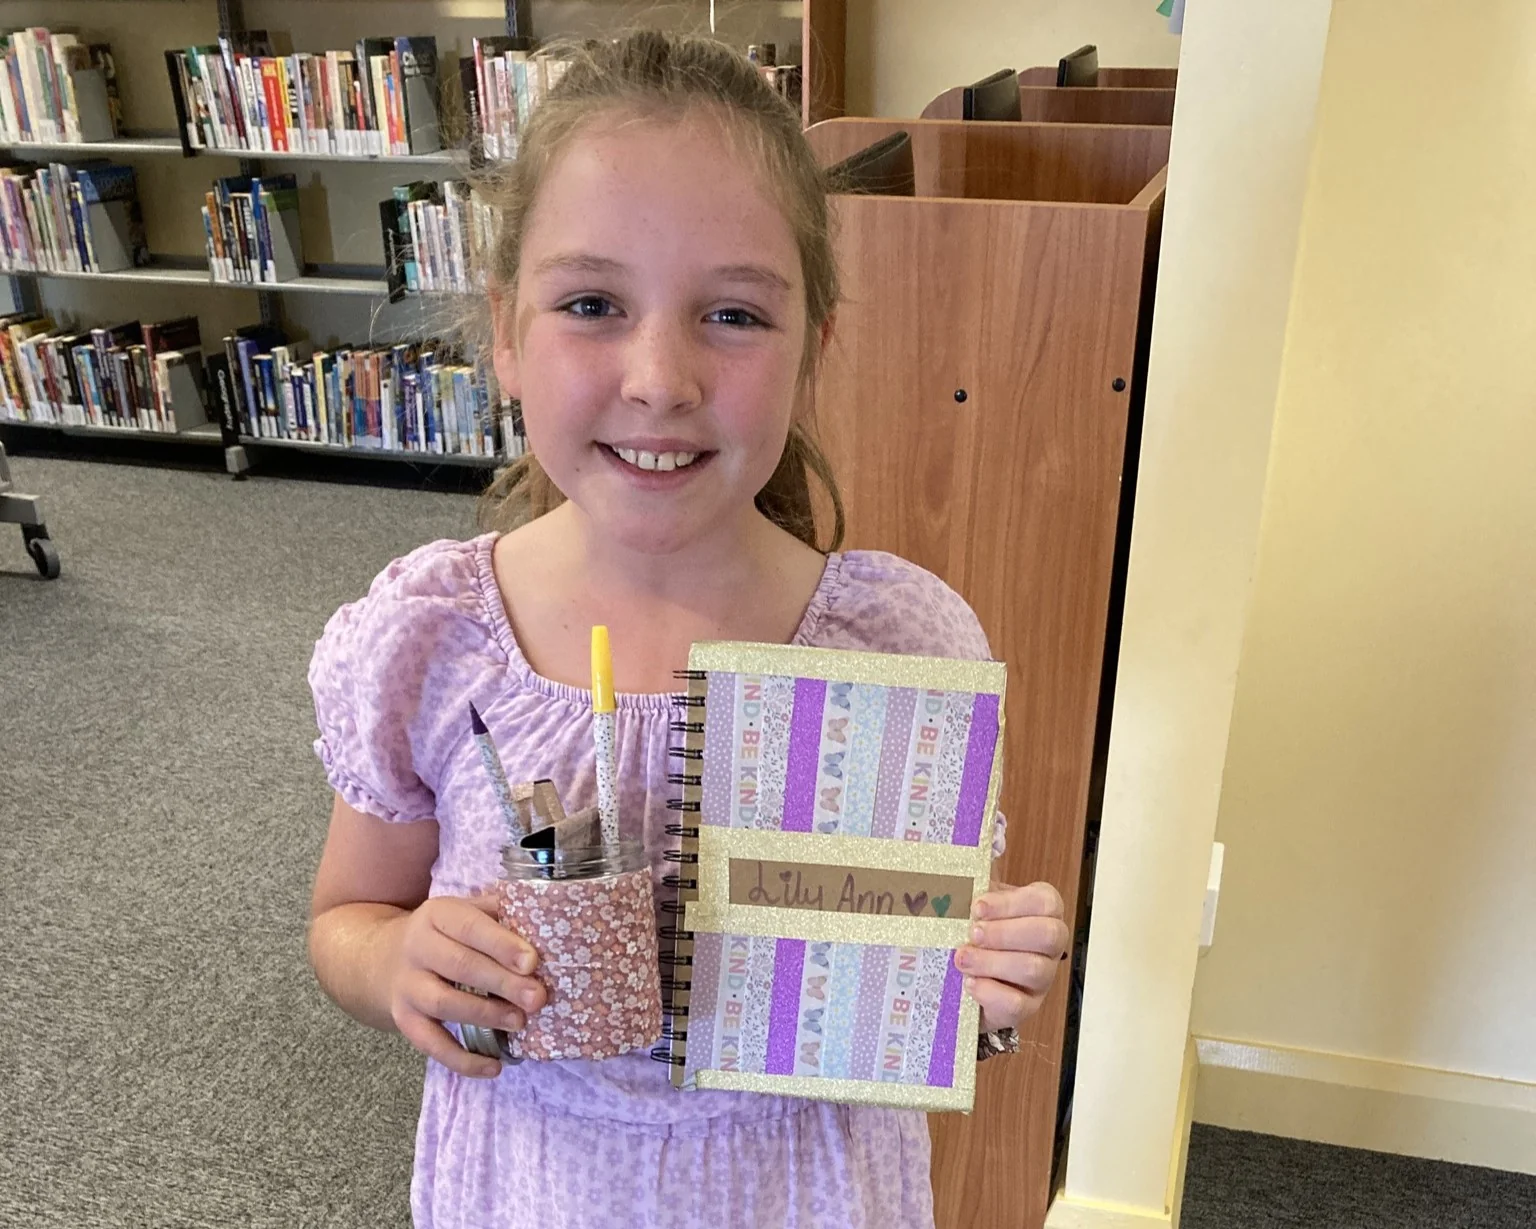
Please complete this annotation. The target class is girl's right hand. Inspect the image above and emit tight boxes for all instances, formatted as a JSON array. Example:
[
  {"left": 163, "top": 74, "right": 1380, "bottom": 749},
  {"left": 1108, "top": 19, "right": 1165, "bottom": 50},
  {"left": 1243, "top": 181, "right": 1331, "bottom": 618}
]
[{"left": 380, "top": 892, "right": 548, "bottom": 1078}]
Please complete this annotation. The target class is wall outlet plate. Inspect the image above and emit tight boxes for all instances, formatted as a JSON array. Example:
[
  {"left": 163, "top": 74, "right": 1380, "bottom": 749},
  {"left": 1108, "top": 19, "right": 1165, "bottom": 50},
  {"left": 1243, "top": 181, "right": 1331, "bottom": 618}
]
[{"left": 1199, "top": 842, "right": 1225, "bottom": 953}]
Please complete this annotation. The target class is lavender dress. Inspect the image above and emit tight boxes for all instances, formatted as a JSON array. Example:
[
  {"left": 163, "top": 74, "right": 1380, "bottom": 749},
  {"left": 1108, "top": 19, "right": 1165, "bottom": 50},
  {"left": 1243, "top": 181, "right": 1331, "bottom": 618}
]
[{"left": 309, "top": 533, "right": 998, "bottom": 1229}]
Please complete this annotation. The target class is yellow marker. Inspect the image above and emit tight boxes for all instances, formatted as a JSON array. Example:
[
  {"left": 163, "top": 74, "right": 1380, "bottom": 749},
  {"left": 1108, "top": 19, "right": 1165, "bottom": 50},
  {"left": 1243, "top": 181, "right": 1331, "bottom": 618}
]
[
  {"left": 591, "top": 626, "right": 619, "bottom": 847},
  {"left": 591, "top": 624, "right": 616, "bottom": 713}
]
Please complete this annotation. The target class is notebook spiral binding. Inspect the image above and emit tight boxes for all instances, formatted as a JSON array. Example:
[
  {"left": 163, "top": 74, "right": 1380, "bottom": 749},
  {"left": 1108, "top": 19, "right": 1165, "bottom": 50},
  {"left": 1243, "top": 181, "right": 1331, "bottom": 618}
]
[{"left": 652, "top": 668, "right": 707, "bottom": 1081}]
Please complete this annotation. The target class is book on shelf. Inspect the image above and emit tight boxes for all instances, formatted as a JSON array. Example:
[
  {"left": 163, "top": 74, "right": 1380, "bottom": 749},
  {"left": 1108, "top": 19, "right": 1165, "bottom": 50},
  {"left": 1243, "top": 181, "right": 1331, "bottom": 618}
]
[
  {"left": 167, "top": 32, "right": 279, "bottom": 155},
  {"left": 379, "top": 179, "right": 493, "bottom": 296},
  {"left": 219, "top": 322, "right": 285, "bottom": 444},
  {"left": 0, "top": 311, "right": 209, "bottom": 431},
  {"left": 167, "top": 32, "right": 443, "bottom": 158},
  {"left": 213, "top": 326, "right": 525, "bottom": 460},
  {"left": 452, "top": 55, "right": 482, "bottom": 162},
  {"left": 141, "top": 316, "right": 203, "bottom": 418},
  {"left": 0, "top": 313, "right": 53, "bottom": 420},
  {"left": 0, "top": 29, "right": 123, "bottom": 145},
  {"left": 354, "top": 38, "right": 388, "bottom": 154},
  {"left": 33, "top": 328, "right": 91, "bottom": 425},
  {"left": 205, "top": 350, "right": 238, "bottom": 446},
  {"left": 202, "top": 173, "right": 302, "bottom": 284},
  {"left": 0, "top": 160, "right": 147, "bottom": 274},
  {"left": 89, "top": 320, "right": 139, "bottom": 427},
  {"left": 379, "top": 180, "right": 436, "bottom": 301},
  {"left": 470, "top": 40, "right": 569, "bottom": 161},
  {"left": 379, "top": 198, "right": 406, "bottom": 301},
  {"left": 395, "top": 37, "right": 443, "bottom": 155}
]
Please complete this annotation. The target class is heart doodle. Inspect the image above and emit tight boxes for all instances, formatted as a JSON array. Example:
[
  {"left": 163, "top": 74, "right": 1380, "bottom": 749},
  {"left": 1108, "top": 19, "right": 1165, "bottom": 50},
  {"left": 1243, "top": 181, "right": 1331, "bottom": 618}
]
[
  {"left": 931, "top": 894, "right": 952, "bottom": 917},
  {"left": 903, "top": 891, "right": 929, "bottom": 916}
]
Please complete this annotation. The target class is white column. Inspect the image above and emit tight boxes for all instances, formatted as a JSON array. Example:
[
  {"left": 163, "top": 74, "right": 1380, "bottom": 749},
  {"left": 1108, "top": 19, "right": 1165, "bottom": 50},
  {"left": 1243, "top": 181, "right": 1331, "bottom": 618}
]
[{"left": 1046, "top": 0, "right": 1336, "bottom": 1224}]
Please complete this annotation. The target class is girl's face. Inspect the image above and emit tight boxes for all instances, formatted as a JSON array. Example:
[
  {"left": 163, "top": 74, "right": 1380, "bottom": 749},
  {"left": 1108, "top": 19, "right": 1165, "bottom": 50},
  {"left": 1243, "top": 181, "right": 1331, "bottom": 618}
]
[{"left": 495, "top": 111, "right": 810, "bottom": 558}]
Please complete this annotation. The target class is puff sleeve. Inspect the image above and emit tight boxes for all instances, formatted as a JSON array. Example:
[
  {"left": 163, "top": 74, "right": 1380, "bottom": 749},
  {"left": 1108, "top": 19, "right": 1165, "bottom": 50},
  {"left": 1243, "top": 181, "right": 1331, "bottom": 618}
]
[{"left": 308, "top": 539, "right": 493, "bottom": 823}]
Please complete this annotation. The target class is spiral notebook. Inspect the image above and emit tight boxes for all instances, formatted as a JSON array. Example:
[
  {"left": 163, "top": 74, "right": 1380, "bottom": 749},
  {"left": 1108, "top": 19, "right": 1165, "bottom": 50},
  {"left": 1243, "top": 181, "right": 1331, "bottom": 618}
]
[{"left": 654, "top": 641, "right": 1007, "bottom": 1113}]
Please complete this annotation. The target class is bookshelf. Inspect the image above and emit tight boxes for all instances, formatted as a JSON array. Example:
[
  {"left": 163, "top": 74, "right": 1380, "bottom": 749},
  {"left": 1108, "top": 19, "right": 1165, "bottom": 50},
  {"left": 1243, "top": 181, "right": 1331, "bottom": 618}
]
[
  {"left": 235, "top": 431, "right": 500, "bottom": 468},
  {"left": 2, "top": 133, "right": 459, "bottom": 163},
  {"left": 3, "top": 418, "right": 223, "bottom": 445},
  {"left": 192, "top": 147, "right": 458, "bottom": 166},
  {"left": 0, "top": 1, "right": 848, "bottom": 479},
  {"left": 7, "top": 258, "right": 393, "bottom": 296},
  {"left": 1, "top": 416, "right": 501, "bottom": 484},
  {"left": 2, "top": 135, "right": 185, "bottom": 156}
]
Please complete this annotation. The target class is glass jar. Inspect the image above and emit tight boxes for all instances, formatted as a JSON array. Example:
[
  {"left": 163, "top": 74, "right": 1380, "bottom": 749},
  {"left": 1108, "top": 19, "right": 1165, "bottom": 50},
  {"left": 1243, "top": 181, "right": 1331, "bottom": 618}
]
[{"left": 468, "top": 840, "right": 662, "bottom": 1063}]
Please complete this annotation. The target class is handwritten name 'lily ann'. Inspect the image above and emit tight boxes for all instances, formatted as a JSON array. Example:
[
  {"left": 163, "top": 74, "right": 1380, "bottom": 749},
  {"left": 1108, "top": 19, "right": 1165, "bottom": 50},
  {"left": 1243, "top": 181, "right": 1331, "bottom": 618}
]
[{"left": 745, "top": 863, "right": 895, "bottom": 915}]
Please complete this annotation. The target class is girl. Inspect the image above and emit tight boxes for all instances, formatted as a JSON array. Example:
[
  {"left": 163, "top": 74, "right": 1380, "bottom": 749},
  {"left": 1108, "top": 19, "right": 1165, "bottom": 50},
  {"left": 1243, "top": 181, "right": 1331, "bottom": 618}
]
[{"left": 307, "top": 31, "right": 1069, "bottom": 1229}]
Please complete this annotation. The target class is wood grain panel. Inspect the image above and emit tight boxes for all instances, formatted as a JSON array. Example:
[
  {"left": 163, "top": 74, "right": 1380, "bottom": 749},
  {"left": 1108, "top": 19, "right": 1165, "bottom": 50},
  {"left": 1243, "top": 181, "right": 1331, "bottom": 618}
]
[
  {"left": 921, "top": 87, "right": 966, "bottom": 122},
  {"left": 806, "top": 189, "right": 1161, "bottom": 1227},
  {"left": 923, "top": 84, "right": 1175, "bottom": 128},
  {"left": 808, "top": 118, "right": 1171, "bottom": 205},
  {"left": 803, "top": 0, "right": 847, "bottom": 125},
  {"left": 1019, "top": 66, "right": 1178, "bottom": 89},
  {"left": 1018, "top": 86, "right": 1175, "bottom": 126}
]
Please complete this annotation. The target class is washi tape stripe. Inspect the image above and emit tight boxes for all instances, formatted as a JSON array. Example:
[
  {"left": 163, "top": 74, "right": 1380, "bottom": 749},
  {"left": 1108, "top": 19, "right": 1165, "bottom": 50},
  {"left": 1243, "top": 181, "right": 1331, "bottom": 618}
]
[
  {"left": 700, "top": 671, "right": 737, "bottom": 826},
  {"left": 764, "top": 937, "right": 806, "bottom": 1075},
  {"left": 687, "top": 930, "right": 721, "bottom": 1074},
  {"left": 952, "top": 692, "right": 1000, "bottom": 847},
  {"left": 850, "top": 943, "right": 892, "bottom": 1081},
  {"left": 872, "top": 687, "right": 917, "bottom": 839},
  {"left": 926, "top": 962, "right": 966, "bottom": 1088},
  {"left": 781, "top": 677, "right": 826, "bottom": 832}
]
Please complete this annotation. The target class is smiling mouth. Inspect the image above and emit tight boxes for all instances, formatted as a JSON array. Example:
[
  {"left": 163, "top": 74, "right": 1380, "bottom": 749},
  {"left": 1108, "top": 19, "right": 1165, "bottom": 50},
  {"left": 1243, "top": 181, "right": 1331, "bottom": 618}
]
[{"left": 604, "top": 444, "right": 706, "bottom": 472}]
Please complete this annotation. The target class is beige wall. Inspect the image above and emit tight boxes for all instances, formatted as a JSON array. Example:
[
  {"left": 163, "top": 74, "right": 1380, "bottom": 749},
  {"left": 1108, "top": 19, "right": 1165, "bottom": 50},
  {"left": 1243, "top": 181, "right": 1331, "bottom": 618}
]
[
  {"left": 847, "top": 0, "right": 1181, "bottom": 117},
  {"left": 1191, "top": 0, "right": 1536, "bottom": 1173}
]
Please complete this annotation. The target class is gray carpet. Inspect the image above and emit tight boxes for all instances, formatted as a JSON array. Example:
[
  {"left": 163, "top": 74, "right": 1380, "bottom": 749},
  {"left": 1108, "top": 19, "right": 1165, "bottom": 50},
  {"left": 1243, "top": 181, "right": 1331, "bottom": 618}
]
[
  {"left": 1182, "top": 1124, "right": 1535, "bottom": 1228},
  {"left": 2, "top": 455, "right": 1533, "bottom": 1228},
  {"left": 1, "top": 454, "right": 476, "bottom": 1228}
]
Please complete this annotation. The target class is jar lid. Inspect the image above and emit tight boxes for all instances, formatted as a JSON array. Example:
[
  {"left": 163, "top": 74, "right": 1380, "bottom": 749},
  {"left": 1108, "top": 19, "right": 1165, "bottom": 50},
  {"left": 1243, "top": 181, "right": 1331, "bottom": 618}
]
[
  {"left": 456, "top": 1021, "right": 521, "bottom": 1063},
  {"left": 502, "top": 838, "right": 647, "bottom": 881}
]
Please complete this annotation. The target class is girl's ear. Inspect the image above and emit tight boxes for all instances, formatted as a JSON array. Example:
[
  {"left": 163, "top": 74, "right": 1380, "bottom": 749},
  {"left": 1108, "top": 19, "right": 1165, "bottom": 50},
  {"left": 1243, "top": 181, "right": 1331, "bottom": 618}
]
[
  {"left": 818, "top": 313, "right": 836, "bottom": 359},
  {"left": 490, "top": 288, "right": 522, "bottom": 400}
]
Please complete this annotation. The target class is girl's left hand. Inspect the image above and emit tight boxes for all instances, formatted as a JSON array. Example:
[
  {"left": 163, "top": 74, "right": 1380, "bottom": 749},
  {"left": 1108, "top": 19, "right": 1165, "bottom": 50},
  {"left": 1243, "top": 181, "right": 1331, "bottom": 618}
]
[{"left": 956, "top": 882, "right": 1071, "bottom": 1032}]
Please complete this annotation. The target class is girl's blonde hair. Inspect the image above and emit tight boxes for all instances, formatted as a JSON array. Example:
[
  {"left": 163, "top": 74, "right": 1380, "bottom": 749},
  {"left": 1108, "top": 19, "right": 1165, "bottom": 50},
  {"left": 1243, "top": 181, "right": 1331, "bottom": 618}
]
[{"left": 471, "top": 29, "right": 845, "bottom": 552}]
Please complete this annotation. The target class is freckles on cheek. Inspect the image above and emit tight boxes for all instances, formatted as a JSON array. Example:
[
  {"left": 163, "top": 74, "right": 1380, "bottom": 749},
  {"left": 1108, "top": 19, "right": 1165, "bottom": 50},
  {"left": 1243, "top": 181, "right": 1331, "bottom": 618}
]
[{"left": 516, "top": 302, "right": 537, "bottom": 352}]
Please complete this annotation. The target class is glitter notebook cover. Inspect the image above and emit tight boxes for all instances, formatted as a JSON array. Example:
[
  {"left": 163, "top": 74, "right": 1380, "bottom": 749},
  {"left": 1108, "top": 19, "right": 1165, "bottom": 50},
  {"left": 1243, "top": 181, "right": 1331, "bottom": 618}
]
[{"left": 655, "top": 642, "right": 1007, "bottom": 1113}]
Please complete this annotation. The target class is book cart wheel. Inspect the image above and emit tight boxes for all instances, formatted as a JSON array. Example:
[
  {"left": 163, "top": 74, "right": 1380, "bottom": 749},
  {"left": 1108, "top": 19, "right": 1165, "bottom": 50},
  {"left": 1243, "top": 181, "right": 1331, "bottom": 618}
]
[{"left": 23, "top": 526, "right": 60, "bottom": 580}]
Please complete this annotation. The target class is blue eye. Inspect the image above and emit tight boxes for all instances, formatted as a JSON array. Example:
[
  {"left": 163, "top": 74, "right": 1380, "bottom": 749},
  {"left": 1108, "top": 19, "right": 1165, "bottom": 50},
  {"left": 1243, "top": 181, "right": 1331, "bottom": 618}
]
[
  {"left": 708, "top": 307, "right": 766, "bottom": 329},
  {"left": 561, "top": 295, "right": 618, "bottom": 319}
]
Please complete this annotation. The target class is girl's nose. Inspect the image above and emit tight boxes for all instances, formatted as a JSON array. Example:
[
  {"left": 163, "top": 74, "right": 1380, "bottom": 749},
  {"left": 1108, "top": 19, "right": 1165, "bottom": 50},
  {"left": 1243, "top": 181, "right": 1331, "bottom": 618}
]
[{"left": 620, "top": 319, "right": 703, "bottom": 414}]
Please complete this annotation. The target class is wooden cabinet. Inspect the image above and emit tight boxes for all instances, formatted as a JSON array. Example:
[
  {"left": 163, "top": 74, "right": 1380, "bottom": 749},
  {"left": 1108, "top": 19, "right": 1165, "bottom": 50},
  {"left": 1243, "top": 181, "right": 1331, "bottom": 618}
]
[
  {"left": 803, "top": 0, "right": 848, "bottom": 124},
  {"left": 804, "top": 118, "right": 1169, "bottom": 1228},
  {"left": 1019, "top": 65, "right": 1178, "bottom": 89},
  {"left": 924, "top": 82, "right": 1175, "bottom": 126}
]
